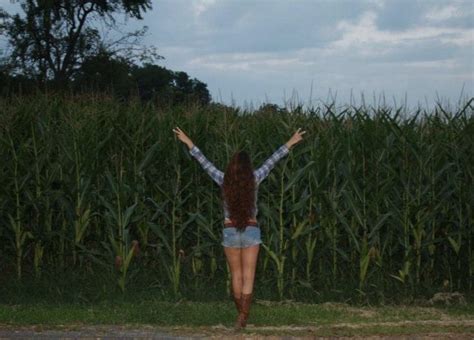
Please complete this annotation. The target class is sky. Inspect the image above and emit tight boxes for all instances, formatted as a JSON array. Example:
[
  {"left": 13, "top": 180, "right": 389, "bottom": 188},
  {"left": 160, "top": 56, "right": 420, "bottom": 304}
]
[{"left": 0, "top": 0, "right": 473, "bottom": 110}]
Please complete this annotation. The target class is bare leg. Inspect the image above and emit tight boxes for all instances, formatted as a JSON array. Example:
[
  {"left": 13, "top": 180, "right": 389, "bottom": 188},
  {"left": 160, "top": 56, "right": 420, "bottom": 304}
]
[
  {"left": 224, "top": 247, "right": 243, "bottom": 298},
  {"left": 241, "top": 244, "right": 260, "bottom": 294}
]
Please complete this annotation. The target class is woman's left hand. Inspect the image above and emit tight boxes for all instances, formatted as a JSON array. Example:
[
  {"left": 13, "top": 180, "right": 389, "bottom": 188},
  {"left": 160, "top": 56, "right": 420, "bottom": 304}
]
[
  {"left": 285, "top": 128, "right": 306, "bottom": 149},
  {"left": 172, "top": 127, "right": 194, "bottom": 149}
]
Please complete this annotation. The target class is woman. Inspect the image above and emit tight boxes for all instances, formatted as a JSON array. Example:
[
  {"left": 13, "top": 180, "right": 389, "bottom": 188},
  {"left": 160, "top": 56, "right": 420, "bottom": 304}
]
[{"left": 172, "top": 126, "right": 306, "bottom": 330}]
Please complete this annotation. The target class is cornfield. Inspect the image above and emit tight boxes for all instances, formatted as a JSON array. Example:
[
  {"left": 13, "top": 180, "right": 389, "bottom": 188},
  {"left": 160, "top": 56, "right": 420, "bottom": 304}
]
[{"left": 0, "top": 93, "right": 473, "bottom": 302}]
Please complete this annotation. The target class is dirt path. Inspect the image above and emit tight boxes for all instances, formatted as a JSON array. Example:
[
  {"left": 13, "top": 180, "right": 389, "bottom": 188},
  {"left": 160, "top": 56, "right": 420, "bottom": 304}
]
[{"left": 1, "top": 319, "right": 473, "bottom": 339}]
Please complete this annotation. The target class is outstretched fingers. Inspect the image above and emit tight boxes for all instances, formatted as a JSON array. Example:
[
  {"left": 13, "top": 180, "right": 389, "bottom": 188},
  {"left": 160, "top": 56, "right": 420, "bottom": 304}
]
[
  {"left": 173, "top": 127, "right": 186, "bottom": 136},
  {"left": 295, "top": 128, "right": 307, "bottom": 137}
]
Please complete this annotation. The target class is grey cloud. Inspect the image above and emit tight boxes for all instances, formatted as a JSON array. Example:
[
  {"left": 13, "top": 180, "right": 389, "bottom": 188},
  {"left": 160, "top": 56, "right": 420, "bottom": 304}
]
[
  {"left": 376, "top": 0, "right": 474, "bottom": 30},
  {"left": 375, "top": 0, "right": 431, "bottom": 31},
  {"left": 0, "top": 0, "right": 471, "bottom": 109},
  {"left": 162, "top": 0, "right": 370, "bottom": 53}
]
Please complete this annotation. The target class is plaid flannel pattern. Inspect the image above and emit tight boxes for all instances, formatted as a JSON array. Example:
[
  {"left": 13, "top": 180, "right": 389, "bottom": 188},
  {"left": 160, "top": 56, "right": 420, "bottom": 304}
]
[
  {"left": 189, "top": 144, "right": 290, "bottom": 186},
  {"left": 253, "top": 144, "right": 290, "bottom": 184},
  {"left": 189, "top": 146, "right": 225, "bottom": 185}
]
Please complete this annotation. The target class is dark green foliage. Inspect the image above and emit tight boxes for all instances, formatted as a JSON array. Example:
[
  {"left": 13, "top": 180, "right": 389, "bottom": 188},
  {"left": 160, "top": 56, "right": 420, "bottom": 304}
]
[
  {"left": 0, "top": 0, "right": 152, "bottom": 85},
  {"left": 0, "top": 94, "right": 472, "bottom": 302}
]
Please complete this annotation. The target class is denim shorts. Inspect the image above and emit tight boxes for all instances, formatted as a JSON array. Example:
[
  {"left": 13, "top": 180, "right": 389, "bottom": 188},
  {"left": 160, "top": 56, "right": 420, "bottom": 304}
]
[{"left": 221, "top": 225, "right": 262, "bottom": 248}]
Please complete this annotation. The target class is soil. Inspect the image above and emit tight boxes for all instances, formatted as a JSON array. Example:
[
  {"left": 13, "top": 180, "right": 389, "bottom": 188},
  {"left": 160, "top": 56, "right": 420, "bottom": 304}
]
[{"left": 0, "top": 319, "right": 473, "bottom": 339}]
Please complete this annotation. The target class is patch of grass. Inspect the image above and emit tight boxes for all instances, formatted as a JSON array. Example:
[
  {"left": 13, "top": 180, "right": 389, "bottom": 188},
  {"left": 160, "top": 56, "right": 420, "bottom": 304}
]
[{"left": 1, "top": 300, "right": 473, "bottom": 328}]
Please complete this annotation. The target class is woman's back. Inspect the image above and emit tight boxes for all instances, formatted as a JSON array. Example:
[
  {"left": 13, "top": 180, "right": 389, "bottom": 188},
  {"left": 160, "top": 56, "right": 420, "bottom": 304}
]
[{"left": 189, "top": 144, "right": 290, "bottom": 222}]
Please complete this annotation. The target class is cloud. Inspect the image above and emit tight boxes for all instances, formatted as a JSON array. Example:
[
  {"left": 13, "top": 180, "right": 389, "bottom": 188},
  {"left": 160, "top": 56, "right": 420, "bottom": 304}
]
[
  {"left": 324, "top": 9, "right": 474, "bottom": 59},
  {"left": 184, "top": 5, "right": 472, "bottom": 76},
  {"left": 402, "top": 59, "right": 460, "bottom": 69},
  {"left": 192, "top": 0, "right": 217, "bottom": 17},
  {"left": 179, "top": 1, "right": 472, "bottom": 109},
  {"left": 188, "top": 52, "right": 313, "bottom": 72},
  {"left": 0, "top": 0, "right": 471, "bottom": 108},
  {"left": 425, "top": 4, "right": 464, "bottom": 22},
  {"left": 366, "top": 0, "right": 385, "bottom": 9}
]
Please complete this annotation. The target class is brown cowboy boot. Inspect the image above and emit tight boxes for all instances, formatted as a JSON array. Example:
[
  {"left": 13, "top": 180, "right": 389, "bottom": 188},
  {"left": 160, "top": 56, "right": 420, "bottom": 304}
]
[
  {"left": 233, "top": 293, "right": 242, "bottom": 313},
  {"left": 239, "top": 292, "right": 253, "bottom": 328},
  {"left": 233, "top": 293, "right": 243, "bottom": 330}
]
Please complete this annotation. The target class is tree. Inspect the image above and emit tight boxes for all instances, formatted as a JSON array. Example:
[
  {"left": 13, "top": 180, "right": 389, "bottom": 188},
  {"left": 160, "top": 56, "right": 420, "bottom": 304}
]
[
  {"left": 74, "top": 58, "right": 212, "bottom": 106},
  {"left": 0, "top": 1, "right": 212, "bottom": 105},
  {"left": 0, "top": 0, "right": 158, "bottom": 87},
  {"left": 74, "top": 48, "right": 135, "bottom": 99},
  {"left": 172, "top": 71, "right": 211, "bottom": 106},
  {"left": 191, "top": 79, "right": 211, "bottom": 106},
  {"left": 130, "top": 63, "right": 174, "bottom": 102}
]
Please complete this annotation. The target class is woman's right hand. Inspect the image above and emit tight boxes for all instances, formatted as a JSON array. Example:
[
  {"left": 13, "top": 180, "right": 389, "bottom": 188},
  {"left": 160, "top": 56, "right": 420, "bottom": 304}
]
[
  {"left": 172, "top": 127, "right": 194, "bottom": 149},
  {"left": 285, "top": 128, "right": 306, "bottom": 149}
]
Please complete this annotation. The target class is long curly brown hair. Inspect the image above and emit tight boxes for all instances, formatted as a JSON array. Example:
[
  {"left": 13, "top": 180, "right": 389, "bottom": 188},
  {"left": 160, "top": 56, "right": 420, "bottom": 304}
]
[{"left": 222, "top": 150, "right": 256, "bottom": 232}]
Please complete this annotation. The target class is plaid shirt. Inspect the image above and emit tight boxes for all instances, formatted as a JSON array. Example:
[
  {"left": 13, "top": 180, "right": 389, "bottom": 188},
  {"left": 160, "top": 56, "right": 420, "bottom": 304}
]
[{"left": 189, "top": 144, "right": 290, "bottom": 219}]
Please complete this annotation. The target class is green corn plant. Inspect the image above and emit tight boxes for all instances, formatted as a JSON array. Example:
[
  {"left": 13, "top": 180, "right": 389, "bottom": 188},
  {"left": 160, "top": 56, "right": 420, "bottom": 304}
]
[
  {"left": 390, "top": 260, "right": 412, "bottom": 286},
  {"left": 33, "top": 241, "right": 44, "bottom": 279},
  {"left": 28, "top": 116, "right": 57, "bottom": 279},
  {"left": 187, "top": 197, "right": 217, "bottom": 291},
  {"left": 6, "top": 131, "right": 33, "bottom": 280},
  {"left": 7, "top": 213, "right": 33, "bottom": 280},
  {"left": 73, "top": 177, "right": 93, "bottom": 266},
  {"left": 261, "top": 239, "right": 286, "bottom": 300},
  {"left": 57, "top": 165, "right": 69, "bottom": 271},
  {"left": 259, "top": 199, "right": 277, "bottom": 275},
  {"left": 190, "top": 198, "right": 204, "bottom": 277},
  {"left": 0, "top": 93, "right": 472, "bottom": 300},
  {"left": 115, "top": 240, "right": 140, "bottom": 293},
  {"left": 260, "top": 153, "right": 291, "bottom": 301},
  {"left": 150, "top": 164, "right": 192, "bottom": 298},
  {"left": 359, "top": 231, "right": 383, "bottom": 293},
  {"left": 304, "top": 230, "right": 317, "bottom": 284},
  {"left": 30, "top": 120, "right": 42, "bottom": 245},
  {"left": 100, "top": 169, "right": 139, "bottom": 292},
  {"left": 58, "top": 121, "right": 95, "bottom": 266},
  {"left": 288, "top": 171, "right": 315, "bottom": 291},
  {"left": 134, "top": 140, "right": 162, "bottom": 255}
]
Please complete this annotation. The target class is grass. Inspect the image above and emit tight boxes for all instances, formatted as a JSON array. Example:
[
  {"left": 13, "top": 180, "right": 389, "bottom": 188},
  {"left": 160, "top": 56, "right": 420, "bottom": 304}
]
[{"left": 0, "top": 299, "right": 473, "bottom": 337}]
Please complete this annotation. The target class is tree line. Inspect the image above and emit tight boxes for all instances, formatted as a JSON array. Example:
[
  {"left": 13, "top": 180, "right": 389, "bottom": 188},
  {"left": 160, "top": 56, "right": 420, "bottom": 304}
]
[{"left": 0, "top": 0, "right": 211, "bottom": 105}]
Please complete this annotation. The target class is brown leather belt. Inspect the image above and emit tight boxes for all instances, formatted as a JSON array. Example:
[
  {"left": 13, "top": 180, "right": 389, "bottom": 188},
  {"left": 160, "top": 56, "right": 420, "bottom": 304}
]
[{"left": 224, "top": 219, "right": 258, "bottom": 228}]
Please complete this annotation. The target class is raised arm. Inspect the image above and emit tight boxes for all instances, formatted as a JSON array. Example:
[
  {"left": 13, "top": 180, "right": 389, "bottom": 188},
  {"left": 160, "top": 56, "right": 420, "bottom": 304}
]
[
  {"left": 188, "top": 145, "right": 224, "bottom": 185},
  {"left": 254, "top": 128, "right": 307, "bottom": 184},
  {"left": 254, "top": 144, "right": 290, "bottom": 184},
  {"left": 172, "top": 126, "right": 224, "bottom": 186}
]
